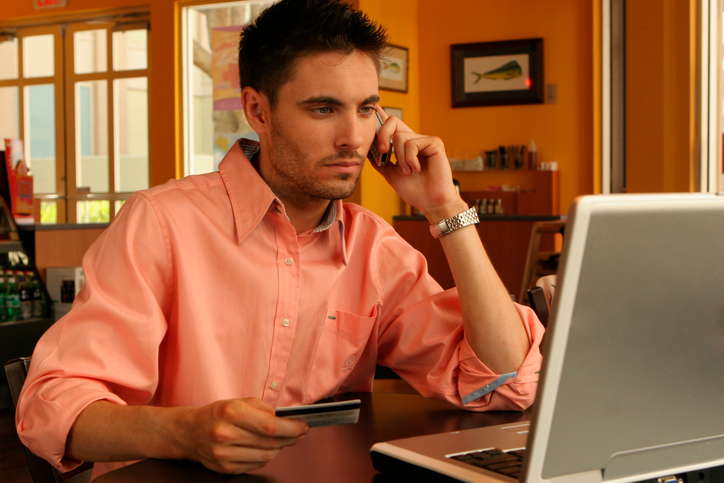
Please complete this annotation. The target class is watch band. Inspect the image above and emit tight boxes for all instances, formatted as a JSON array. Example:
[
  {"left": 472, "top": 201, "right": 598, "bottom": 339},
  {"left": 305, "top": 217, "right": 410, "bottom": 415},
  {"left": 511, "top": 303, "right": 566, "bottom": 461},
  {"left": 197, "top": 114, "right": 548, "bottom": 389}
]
[{"left": 429, "top": 206, "right": 479, "bottom": 239}]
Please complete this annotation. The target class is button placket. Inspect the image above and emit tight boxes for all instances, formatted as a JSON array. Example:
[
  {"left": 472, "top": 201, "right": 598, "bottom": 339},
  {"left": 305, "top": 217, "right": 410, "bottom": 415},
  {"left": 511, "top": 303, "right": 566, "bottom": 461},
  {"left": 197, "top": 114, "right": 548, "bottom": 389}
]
[{"left": 262, "top": 219, "right": 301, "bottom": 406}]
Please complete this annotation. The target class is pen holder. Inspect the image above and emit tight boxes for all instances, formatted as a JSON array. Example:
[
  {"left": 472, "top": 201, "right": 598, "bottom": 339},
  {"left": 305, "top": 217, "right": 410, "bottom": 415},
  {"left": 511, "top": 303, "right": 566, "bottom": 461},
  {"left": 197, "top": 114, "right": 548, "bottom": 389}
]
[
  {"left": 514, "top": 153, "right": 524, "bottom": 170},
  {"left": 500, "top": 153, "right": 509, "bottom": 170},
  {"left": 485, "top": 150, "right": 498, "bottom": 170}
]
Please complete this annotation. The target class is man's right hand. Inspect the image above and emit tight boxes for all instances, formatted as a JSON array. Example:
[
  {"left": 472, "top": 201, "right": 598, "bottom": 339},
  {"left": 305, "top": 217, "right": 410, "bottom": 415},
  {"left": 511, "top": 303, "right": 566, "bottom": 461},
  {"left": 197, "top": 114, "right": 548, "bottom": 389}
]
[
  {"left": 178, "top": 398, "right": 309, "bottom": 474},
  {"left": 66, "top": 398, "right": 309, "bottom": 475}
]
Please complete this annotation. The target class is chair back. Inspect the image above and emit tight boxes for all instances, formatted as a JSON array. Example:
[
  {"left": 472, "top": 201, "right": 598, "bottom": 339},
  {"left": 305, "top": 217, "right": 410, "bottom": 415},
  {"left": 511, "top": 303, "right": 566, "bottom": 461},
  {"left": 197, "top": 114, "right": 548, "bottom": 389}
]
[
  {"left": 527, "top": 274, "right": 557, "bottom": 328},
  {"left": 4, "top": 358, "right": 64, "bottom": 483}
]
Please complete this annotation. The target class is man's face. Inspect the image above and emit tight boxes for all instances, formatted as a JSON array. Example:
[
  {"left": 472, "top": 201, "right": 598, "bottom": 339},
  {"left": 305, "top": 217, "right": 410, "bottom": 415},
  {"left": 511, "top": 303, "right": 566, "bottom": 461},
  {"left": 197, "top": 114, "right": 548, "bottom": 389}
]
[{"left": 261, "top": 50, "right": 380, "bottom": 207}]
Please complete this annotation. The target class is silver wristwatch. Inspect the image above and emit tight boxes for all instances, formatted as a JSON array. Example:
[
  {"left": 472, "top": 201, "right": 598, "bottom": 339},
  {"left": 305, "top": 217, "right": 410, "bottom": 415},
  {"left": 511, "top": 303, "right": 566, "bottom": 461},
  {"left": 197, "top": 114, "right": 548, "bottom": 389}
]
[{"left": 429, "top": 206, "right": 479, "bottom": 239}]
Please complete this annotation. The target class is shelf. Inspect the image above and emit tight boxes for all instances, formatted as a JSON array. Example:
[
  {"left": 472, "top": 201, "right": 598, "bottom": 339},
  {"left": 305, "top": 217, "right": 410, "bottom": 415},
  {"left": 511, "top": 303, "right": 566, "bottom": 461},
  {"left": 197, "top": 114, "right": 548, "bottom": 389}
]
[
  {"left": 0, "top": 241, "right": 24, "bottom": 254},
  {"left": 0, "top": 317, "right": 50, "bottom": 328}
]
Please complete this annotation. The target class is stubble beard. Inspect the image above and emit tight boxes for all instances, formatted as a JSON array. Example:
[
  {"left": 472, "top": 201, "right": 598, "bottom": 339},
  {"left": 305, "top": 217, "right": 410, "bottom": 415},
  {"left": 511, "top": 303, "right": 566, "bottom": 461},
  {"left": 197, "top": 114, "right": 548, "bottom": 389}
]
[{"left": 267, "top": 120, "right": 363, "bottom": 204}]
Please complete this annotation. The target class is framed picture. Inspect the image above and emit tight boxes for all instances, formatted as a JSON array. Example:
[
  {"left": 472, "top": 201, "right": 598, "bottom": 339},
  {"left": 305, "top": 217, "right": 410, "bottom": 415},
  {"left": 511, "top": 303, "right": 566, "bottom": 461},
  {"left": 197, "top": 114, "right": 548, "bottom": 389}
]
[
  {"left": 379, "top": 44, "right": 408, "bottom": 93},
  {"left": 382, "top": 106, "right": 403, "bottom": 121},
  {"left": 450, "top": 38, "right": 544, "bottom": 108}
]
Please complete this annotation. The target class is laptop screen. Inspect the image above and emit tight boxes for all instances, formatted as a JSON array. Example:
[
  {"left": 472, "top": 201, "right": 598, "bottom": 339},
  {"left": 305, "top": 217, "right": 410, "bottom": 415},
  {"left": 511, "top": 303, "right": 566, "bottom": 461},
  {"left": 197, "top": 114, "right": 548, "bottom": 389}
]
[{"left": 527, "top": 194, "right": 724, "bottom": 481}]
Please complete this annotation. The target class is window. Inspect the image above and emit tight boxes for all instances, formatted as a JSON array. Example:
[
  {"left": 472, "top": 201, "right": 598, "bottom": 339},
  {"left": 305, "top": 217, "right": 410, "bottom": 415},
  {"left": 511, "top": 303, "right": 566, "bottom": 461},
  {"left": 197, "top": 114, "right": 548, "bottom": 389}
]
[
  {"left": 0, "top": 12, "right": 149, "bottom": 224},
  {"left": 0, "top": 25, "right": 64, "bottom": 222},
  {"left": 182, "top": 1, "right": 276, "bottom": 176}
]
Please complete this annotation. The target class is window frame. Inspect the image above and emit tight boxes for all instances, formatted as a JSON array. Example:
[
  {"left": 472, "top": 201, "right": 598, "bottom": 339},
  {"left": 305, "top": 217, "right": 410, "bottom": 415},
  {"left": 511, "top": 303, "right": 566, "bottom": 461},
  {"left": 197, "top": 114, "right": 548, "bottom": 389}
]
[
  {"left": 0, "top": 8, "right": 150, "bottom": 224},
  {"left": 63, "top": 19, "right": 150, "bottom": 224},
  {"left": 0, "top": 24, "right": 66, "bottom": 221}
]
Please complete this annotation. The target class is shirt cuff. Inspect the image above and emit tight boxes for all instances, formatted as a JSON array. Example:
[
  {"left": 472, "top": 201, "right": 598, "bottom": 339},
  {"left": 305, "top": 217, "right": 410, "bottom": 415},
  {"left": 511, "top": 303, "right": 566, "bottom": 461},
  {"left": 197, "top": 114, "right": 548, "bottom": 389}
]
[{"left": 461, "top": 371, "right": 517, "bottom": 406}]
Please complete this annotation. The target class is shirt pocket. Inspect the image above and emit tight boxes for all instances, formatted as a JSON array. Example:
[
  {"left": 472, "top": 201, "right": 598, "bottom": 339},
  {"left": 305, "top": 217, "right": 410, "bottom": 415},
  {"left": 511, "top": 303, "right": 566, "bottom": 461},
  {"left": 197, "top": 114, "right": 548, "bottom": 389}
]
[{"left": 305, "top": 307, "right": 377, "bottom": 403}]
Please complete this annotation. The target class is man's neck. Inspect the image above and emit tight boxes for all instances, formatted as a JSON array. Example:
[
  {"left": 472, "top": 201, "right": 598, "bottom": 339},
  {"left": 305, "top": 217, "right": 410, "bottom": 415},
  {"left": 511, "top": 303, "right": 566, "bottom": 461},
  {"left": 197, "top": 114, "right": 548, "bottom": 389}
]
[{"left": 280, "top": 198, "right": 333, "bottom": 235}]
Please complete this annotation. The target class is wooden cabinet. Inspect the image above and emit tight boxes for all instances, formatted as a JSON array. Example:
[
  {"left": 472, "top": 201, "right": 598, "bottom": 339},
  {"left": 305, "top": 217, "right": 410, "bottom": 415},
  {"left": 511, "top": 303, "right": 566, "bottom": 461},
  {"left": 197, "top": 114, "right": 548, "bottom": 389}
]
[
  {"left": 394, "top": 215, "right": 560, "bottom": 298},
  {"left": 394, "top": 168, "right": 562, "bottom": 297}
]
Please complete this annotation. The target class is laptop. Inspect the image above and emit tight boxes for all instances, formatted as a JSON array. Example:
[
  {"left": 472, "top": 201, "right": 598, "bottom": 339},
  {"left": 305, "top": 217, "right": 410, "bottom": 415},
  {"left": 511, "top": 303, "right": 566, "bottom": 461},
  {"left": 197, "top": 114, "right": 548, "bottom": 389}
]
[{"left": 371, "top": 193, "right": 724, "bottom": 483}]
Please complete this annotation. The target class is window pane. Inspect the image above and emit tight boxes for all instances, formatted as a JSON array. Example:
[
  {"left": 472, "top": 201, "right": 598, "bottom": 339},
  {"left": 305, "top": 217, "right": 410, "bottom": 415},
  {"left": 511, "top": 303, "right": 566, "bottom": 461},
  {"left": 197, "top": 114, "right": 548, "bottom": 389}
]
[
  {"left": 23, "top": 34, "right": 54, "bottom": 78},
  {"left": 74, "top": 30, "right": 107, "bottom": 75},
  {"left": 0, "top": 37, "right": 19, "bottom": 80},
  {"left": 114, "top": 77, "right": 148, "bottom": 192},
  {"left": 183, "top": 2, "right": 275, "bottom": 176},
  {"left": 25, "top": 85, "right": 56, "bottom": 194},
  {"left": 114, "top": 199, "right": 126, "bottom": 216},
  {"left": 76, "top": 80, "right": 109, "bottom": 193},
  {"left": 0, "top": 87, "right": 19, "bottom": 140},
  {"left": 40, "top": 200, "right": 57, "bottom": 224},
  {"left": 113, "top": 29, "right": 147, "bottom": 71},
  {"left": 77, "top": 200, "right": 110, "bottom": 224}
]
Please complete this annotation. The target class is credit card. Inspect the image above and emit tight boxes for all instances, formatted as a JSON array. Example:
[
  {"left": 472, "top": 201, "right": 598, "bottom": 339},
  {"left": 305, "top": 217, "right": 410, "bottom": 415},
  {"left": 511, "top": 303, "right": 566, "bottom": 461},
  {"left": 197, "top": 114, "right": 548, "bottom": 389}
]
[{"left": 275, "top": 399, "right": 361, "bottom": 428}]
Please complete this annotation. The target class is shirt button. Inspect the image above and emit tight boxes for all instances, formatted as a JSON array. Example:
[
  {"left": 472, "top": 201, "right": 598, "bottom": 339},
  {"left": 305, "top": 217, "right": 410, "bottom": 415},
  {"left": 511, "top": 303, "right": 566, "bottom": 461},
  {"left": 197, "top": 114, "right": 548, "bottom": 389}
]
[
  {"left": 271, "top": 381, "right": 278, "bottom": 389},
  {"left": 282, "top": 318, "right": 291, "bottom": 327},
  {"left": 284, "top": 257, "right": 293, "bottom": 266}
]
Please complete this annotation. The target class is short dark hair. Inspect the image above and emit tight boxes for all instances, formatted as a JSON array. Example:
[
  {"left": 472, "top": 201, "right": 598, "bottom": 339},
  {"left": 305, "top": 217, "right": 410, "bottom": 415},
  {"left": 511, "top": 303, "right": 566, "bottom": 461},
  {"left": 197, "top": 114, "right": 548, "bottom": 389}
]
[{"left": 238, "top": 0, "right": 388, "bottom": 106}]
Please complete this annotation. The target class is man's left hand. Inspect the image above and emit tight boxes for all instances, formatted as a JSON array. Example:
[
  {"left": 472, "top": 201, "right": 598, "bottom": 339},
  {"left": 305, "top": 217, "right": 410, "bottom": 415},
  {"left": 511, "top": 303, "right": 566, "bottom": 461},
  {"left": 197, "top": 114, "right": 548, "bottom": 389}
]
[{"left": 370, "top": 108, "right": 465, "bottom": 223}]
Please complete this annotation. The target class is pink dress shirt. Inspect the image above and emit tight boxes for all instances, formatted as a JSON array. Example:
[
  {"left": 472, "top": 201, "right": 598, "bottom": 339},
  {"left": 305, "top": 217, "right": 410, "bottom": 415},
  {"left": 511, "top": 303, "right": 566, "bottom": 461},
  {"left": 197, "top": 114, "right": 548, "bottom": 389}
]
[{"left": 16, "top": 140, "right": 544, "bottom": 478}]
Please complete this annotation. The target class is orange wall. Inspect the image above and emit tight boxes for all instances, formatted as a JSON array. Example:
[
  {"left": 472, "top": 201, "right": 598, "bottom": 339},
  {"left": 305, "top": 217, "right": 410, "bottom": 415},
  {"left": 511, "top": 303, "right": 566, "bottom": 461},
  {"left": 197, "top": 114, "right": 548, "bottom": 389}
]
[
  {"left": 417, "top": 0, "right": 594, "bottom": 214},
  {"left": 0, "top": 0, "right": 180, "bottom": 188},
  {"left": 358, "top": 0, "right": 419, "bottom": 223}
]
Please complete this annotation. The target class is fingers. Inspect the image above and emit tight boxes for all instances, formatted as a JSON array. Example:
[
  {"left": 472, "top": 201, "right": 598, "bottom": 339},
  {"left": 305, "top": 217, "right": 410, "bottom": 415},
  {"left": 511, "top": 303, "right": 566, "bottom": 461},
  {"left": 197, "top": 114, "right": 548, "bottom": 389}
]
[
  {"left": 373, "top": 105, "right": 412, "bottom": 155},
  {"left": 379, "top": 132, "right": 446, "bottom": 177},
  {"left": 186, "top": 398, "right": 309, "bottom": 474},
  {"left": 198, "top": 445, "right": 282, "bottom": 475},
  {"left": 249, "top": 398, "right": 309, "bottom": 438},
  {"left": 372, "top": 105, "right": 446, "bottom": 176},
  {"left": 214, "top": 398, "right": 309, "bottom": 445}
]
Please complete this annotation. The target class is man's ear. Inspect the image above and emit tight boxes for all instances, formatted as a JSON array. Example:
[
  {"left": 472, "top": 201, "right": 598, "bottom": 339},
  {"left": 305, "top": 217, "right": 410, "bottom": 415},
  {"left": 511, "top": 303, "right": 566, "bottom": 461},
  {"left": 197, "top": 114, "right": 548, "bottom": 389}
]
[{"left": 242, "top": 86, "right": 270, "bottom": 135}]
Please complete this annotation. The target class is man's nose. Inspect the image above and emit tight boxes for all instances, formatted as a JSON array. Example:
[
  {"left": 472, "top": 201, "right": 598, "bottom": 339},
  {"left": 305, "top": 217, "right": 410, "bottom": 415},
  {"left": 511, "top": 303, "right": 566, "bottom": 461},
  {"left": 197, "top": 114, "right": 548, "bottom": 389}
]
[{"left": 335, "top": 113, "right": 366, "bottom": 152}]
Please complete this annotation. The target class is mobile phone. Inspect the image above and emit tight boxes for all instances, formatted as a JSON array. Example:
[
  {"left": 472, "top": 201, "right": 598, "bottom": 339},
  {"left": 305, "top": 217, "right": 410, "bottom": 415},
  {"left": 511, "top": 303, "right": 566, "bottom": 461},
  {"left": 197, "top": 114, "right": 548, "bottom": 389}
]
[
  {"left": 275, "top": 399, "right": 361, "bottom": 428},
  {"left": 368, "top": 111, "right": 393, "bottom": 167}
]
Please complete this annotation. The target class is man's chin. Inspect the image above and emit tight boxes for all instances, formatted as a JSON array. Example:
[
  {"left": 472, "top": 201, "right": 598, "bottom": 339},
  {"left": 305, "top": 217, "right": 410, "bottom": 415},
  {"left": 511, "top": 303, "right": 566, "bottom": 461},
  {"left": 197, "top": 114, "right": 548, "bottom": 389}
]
[{"left": 316, "top": 179, "right": 358, "bottom": 201}]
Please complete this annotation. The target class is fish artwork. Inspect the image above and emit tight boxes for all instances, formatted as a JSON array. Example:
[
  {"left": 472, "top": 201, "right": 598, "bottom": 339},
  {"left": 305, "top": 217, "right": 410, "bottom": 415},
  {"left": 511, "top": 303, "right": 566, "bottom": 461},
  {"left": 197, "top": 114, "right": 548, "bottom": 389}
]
[
  {"left": 383, "top": 62, "right": 401, "bottom": 74},
  {"left": 472, "top": 60, "right": 523, "bottom": 83}
]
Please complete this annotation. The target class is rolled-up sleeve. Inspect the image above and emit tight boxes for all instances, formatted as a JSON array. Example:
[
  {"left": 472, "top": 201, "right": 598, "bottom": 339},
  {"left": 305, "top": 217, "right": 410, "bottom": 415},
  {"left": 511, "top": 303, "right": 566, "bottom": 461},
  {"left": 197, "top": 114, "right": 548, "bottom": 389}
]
[
  {"left": 455, "top": 303, "right": 543, "bottom": 411},
  {"left": 373, "top": 229, "right": 544, "bottom": 412},
  {"left": 15, "top": 193, "right": 171, "bottom": 471}
]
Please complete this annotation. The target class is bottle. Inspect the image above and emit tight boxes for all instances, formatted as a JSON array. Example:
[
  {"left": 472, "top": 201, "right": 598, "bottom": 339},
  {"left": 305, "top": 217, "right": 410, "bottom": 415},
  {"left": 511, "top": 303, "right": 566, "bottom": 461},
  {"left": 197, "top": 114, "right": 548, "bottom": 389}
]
[
  {"left": 61, "top": 280, "right": 76, "bottom": 303},
  {"left": 29, "top": 272, "right": 44, "bottom": 318},
  {"left": 5, "top": 269, "right": 20, "bottom": 321},
  {"left": 0, "top": 271, "right": 6, "bottom": 322},
  {"left": 528, "top": 139, "right": 538, "bottom": 170},
  {"left": 494, "top": 199, "right": 504, "bottom": 215},
  {"left": 19, "top": 271, "right": 32, "bottom": 320}
]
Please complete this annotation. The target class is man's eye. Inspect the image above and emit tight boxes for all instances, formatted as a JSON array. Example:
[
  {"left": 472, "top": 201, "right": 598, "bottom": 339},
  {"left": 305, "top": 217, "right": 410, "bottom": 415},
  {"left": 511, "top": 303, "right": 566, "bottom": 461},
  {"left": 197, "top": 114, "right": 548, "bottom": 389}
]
[
  {"left": 360, "top": 106, "right": 375, "bottom": 115},
  {"left": 314, "top": 107, "right": 332, "bottom": 115}
]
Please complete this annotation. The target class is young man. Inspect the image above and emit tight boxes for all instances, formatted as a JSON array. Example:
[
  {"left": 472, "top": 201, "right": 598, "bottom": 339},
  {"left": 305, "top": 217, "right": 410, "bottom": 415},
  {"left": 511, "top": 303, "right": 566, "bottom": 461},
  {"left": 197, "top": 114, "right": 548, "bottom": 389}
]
[{"left": 16, "top": 0, "right": 544, "bottom": 478}]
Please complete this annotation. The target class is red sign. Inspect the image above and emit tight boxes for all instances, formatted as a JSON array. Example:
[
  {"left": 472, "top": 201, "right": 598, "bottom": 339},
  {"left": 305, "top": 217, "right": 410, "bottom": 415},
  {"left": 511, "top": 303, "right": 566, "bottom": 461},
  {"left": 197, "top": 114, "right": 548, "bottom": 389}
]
[{"left": 33, "top": 0, "right": 67, "bottom": 9}]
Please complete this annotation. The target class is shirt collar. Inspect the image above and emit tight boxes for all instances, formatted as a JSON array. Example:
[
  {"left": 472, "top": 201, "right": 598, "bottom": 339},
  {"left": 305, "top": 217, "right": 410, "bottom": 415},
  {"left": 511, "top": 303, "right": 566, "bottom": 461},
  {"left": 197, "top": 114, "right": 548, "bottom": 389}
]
[{"left": 219, "top": 139, "right": 348, "bottom": 264}]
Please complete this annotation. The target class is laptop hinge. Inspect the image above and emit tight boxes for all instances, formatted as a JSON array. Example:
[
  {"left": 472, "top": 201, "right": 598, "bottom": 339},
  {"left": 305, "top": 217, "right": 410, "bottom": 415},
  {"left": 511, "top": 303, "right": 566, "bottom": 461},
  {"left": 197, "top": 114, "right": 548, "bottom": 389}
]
[{"left": 545, "top": 469, "right": 602, "bottom": 483}]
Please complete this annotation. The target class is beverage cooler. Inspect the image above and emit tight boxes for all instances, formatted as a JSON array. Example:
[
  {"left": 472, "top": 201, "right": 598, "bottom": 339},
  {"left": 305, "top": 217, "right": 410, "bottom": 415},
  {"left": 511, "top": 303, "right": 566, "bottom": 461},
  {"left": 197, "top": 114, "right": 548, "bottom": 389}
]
[{"left": 0, "top": 197, "right": 53, "bottom": 409}]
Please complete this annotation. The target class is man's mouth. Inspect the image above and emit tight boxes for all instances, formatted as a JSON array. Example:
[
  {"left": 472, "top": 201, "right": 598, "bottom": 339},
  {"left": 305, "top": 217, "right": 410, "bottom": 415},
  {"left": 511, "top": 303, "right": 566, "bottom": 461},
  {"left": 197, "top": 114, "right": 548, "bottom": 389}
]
[{"left": 322, "top": 153, "right": 365, "bottom": 171}]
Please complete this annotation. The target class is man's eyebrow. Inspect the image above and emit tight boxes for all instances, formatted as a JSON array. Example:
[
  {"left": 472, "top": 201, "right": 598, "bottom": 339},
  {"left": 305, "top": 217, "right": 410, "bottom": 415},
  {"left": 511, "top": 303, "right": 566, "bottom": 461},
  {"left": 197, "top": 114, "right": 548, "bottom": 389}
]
[
  {"left": 298, "top": 96, "right": 343, "bottom": 106},
  {"left": 362, "top": 95, "right": 381, "bottom": 105},
  {"left": 297, "top": 95, "right": 381, "bottom": 107}
]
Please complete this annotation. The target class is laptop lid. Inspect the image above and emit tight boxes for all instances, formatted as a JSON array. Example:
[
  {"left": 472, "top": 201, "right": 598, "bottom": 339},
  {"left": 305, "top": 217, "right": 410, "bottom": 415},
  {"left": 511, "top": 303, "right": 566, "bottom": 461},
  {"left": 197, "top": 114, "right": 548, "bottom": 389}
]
[{"left": 523, "top": 193, "right": 724, "bottom": 483}]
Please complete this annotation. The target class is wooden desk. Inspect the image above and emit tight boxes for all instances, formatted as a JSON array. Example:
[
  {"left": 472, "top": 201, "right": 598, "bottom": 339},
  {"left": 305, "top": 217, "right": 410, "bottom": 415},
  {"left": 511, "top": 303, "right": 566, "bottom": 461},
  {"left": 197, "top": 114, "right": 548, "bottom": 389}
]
[{"left": 95, "top": 392, "right": 530, "bottom": 483}]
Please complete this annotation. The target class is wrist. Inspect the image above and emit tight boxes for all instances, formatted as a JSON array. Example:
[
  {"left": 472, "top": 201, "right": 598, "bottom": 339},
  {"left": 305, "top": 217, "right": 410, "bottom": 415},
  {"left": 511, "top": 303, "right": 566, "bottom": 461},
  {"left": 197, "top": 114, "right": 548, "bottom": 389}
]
[
  {"left": 428, "top": 205, "right": 479, "bottom": 239},
  {"left": 168, "top": 406, "right": 198, "bottom": 461},
  {"left": 422, "top": 198, "right": 470, "bottom": 225}
]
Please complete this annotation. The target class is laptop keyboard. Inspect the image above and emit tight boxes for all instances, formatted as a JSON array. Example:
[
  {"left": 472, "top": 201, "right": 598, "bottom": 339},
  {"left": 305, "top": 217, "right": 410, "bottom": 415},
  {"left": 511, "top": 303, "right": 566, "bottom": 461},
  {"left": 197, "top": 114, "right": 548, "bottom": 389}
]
[{"left": 449, "top": 448, "right": 526, "bottom": 480}]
